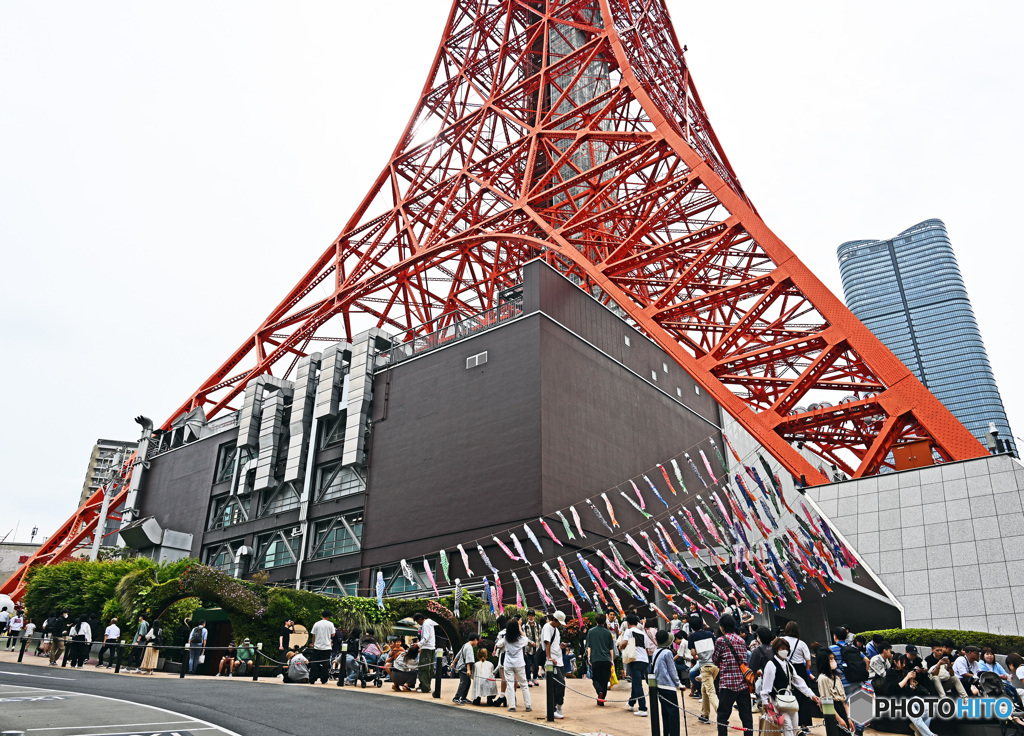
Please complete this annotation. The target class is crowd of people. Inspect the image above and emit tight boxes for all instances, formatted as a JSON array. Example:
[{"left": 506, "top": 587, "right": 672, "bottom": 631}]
[{"left": 6, "top": 599, "right": 1024, "bottom": 736}]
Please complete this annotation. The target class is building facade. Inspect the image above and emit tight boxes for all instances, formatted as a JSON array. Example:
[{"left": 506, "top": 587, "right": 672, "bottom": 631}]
[
  {"left": 79, "top": 439, "right": 138, "bottom": 506},
  {"left": 838, "top": 219, "right": 1014, "bottom": 453}
]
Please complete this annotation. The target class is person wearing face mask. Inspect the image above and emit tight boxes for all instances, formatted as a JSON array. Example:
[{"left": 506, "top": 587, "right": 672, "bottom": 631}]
[
  {"left": 815, "top": 648, "right": 851, "bottom": 736},
  {"left": 761, "top": 638, "right": 820, "bottom": 736}
]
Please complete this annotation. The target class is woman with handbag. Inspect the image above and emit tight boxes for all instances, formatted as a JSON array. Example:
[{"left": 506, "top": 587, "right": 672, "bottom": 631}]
[
  {"left": 761, "top": 638, "right": 820, "bottom": 736},
  {"left": 139, "top": 619, "right": 162, "bottom": 675},
  {"left": 781, "top": 622, "right": 817, "bottom": 735}
]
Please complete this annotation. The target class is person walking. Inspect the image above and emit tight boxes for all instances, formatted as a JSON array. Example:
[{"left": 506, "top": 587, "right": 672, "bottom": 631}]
[
  {"left": 652, "top": 630, "right": 684, "bottom": 736},
  {"left": 688, "top": 615, "right": 719, "bottom": 724},
  {"left": 523, "top": 610, "right": 542, "bottom": 685},
  {"left": 586, "top": 613, "right": 616, "bottom": 705},
  {"left": 413, "top": 612, "right": 437, "bottom": 694},
  {"left": 68, "top": 617, "right": 92, "bottom": 668},
  {"left": 712, "top": 613, "right": 754, "bottom": 736},
  {"left": 5, "top": 611, "right": 24, "bottom": 652},
  {"left": 761, "top": 638, "right": 820, "bottom": 736},
  {"left": 451, "top": 632, "right": 479, "bottom": 705},
  {"left": 46, "top": 611, "right": 69, "bottom": 666},
  {"left": 502, "top": 619, "right": 532, "bottom": 712},
  {"left": 139, "top": 619, "right": 161, "bottom": 674},
  {"left": 816, "top": 648, "right": 852, "bottom": 736},
  {"left": 542, "top": 612, "right": 566, "bottom": 720},
  {"left": 618, "top": 614, "right": 651, "bottom": 717},
  {"left": 185, "top": 618, "right": 205, "bottom": 674},
  {"left": 309, "top": 610, "right": 335, "bottom": 685},
  {"left": 781, "top": 621, "right": 816, "bottom": 736}
]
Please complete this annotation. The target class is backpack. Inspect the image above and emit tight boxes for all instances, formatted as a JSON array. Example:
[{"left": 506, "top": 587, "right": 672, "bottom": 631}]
[
  {"left": 841, "top": 644, "right": 868, "bottom": 683},
  {"left": 189, "top": 626, "right": 205, "bottom": 646}
]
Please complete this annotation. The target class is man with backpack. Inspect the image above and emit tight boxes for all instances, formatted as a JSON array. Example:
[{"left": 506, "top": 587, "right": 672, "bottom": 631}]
[
  {"left": 829, "top": 627, "right": 868, "bottom": 735},
  {"left": 46, "top": 611, "right": 70, "bottom": 666},
  {"left": 187, "top": 619, "right": 206, "bottom": 673},
  {"left": 451, "top": 632, "right": 480, "bottom": 705}
]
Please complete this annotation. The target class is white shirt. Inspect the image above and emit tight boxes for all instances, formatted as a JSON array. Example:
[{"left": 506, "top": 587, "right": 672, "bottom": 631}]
[
  {"left": 71, "top": 622, "right": 92, "bottom": 640},
  {"left": 781, "top": 636, "right": 811, "bottom": 665},
  {"left": 618, "top": 625, "right": 650, "bottom": 664},
  {"left": 0, "top": 611, "right": 9, "bottom": 625},
  {"left": 541, "top": 622, "right": 561, "bottom": 665},
  {"left": 104, "top": 624, "right": 121, "bottom": 641},
  {"left": 310, "top": 619, "right": 335, "bottom": 650},
  {"left": 953, "top": 655, "right": 981, "bottom": 679},
  {"left": 762, "top": 656, "right": 815, "bottom": 704},
  {"left": 25, "top": 623, "right": 36, "bottom": 637},
  {"left": 418, "top": 619, "right": 437, "bottom": 649},
  {"left": 456, "top": 642, "right": 475, "bottom": 672},
  {"left": 9, "top": 616, "right": 23, "bottom": 632},
  {"left": 503, "top": 636, "right": 528, "bottom": 668}
]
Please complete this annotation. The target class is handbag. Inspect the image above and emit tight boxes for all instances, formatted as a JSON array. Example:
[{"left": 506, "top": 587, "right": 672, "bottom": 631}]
[
  {"left": 621, "top": 632, "right": 638, "bottom": 664},
  {"left": 198, "top": 653, "right": 206, "bottom": 664},
  {"left": 775, "top": 661, "right": 800, "bottom": 712}
]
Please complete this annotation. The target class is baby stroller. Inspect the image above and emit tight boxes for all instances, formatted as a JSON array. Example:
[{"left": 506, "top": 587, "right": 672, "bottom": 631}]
[{"left": 332, "top": 645, "right": 383, "bottom": 688}]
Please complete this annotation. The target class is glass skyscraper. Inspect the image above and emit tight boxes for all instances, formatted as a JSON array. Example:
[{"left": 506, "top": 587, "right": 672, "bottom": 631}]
[{"left": 837, "top": 218, "right": 1014, "bottom": 454}]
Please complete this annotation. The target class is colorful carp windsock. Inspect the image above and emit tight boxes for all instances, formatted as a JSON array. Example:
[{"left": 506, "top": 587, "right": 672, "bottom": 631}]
[
  {"left": 557, "top": 557, "right": 574, "bottom": 592},
  {"left": 609, "top": 541, "right": 631, "bottom": 575},
  {"left": 457, "top": 544, "right": 473, "bottom": 576},
  {"left": 540, "top": 517, "right": 564, "bottom": 547},
  {"left": 629, "top": 480, "right": 647, "bottom": 510},
  {"left": 643, "top": 474, "right": 669, "bottom": 508},
  {"left": 543, "top": 562, "right": 568, "bottom": 596},
  {"left": 620, "top": 490, "right": 652, "bottom": 519},
  {"left": 529, "top": 570, "right": 552, "bottom": 611},
  {"left": 570, "top": 506, "right": 587, "bottom": 538},
  {"left": 596, "top": 549, "right": 624, "bottom": 578},
  {"left": 658, "top": 464, "right": 678, "bottom": 496},
  {"left": 625, "top": 533, "right": 654, "bottom": 566},
  {"left": 608, "top": 588, "right": 626, "bottom": 617},
  {"left": 586, "top": 498, "right": 615, "bottom": 533},
  {"left": 424, "top": 560, "right": 439, "bottom": 597},
  {"left": 493, "top": 536, "right": 519, "bottom": 561},
  {"left": 477, "top": 543, "right": 498, "bottom": 575},
  {"left": 494, "top": 572, "right": 505, "bottom": 613},
  {"left": 510, "top": 533, "right": 529, "bottom": 565},
  {"left": 569, "top": 568, "right": 590, "bottom": 603},
  {"left": 524, "top": 523, "right": 545, "bottom": 554},
  {"left": 699, "top": 449, "right": 719, "bottom": 484},
  {"left": 685, "top": 453, "right": 708, "bottom": 488},
  {"left": 600, "top": 492, "right": 620, "bottom": 527},
  {"left": 453, "top": 578, "right": 462, "bottom": 617},
  {"left": 439, "top": 549, "right": 451, "bottom": 584},
  {"left": 483, "top": 576, "right": 495, "bottom": 614},
  {"left": 709, "top": 439, "right": 729, "bottom": 473},
  {"left": 671, "top": 458, "right": 688, "bottom": 494},
  {"left": 555, "top": 510, "right": 576, "bottom": 541},
  {"left": 650, "top": 603, "right": 671, "bottom": 624},
  {"left": 586, "top": 558, "right": 610, "bottom": 591},
  {"left": 376, "top": 571, "right": 385, "bottom": 609},
  {"left": 400, "top": 559, "right": 417, "bottom": 588},
  {"left": 723, "top": 433, "right": 743, "bottom": 463},
  {"left": 512, "top": 572, "right": 527, "bottom": 608}
]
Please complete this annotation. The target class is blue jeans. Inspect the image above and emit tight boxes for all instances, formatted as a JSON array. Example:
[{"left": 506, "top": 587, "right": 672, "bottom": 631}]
[
  {"left": 911, "top": 715, "right": 935, "bottom": 736},
  {"left": 628, "top": 661, "right": 649, "bottom": 711},
  {"left": 188, "top": 648, "right": 203, "bottom": 673}
]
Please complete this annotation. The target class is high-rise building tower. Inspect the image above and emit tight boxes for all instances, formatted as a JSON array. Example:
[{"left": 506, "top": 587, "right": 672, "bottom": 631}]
[
  {"left": 838, "top": 219, "right": 1014, "bottom": 454},
  {"left": 79, "top": 439, "right": 138, "bottom": 506}
]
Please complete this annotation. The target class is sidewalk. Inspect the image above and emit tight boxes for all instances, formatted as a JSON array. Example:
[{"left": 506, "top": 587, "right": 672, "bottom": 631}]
[{"left": 0, "top": 647, "right": 838, "bottom": 736}]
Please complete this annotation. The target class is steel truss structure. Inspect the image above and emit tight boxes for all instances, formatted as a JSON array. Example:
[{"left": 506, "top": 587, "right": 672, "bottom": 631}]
[{"left": 4, "top": 0, "right": 986, "bottom": 599}]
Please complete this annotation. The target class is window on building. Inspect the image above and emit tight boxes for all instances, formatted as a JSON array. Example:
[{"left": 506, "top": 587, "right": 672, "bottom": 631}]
[
  {"left": 316, "top": 463, "right": 364, "bottom": 502},
  {"left": 663, "top": 362, "right": 669, "bottom": 373},
  {"left": 320, "top": 413, "right": 346, "bottom": 449},
  {"left": 676, "top": 386, "right": 682, "bottom": 398},
  {"left": 203, "top": 539, "right": 244, "bottom": 573},
  {"left": 624, "top": 335, "right": 631, "bottom": 347},
  {"left": 308, "top": 573, "right": 360, "bottom": 597},
  {"left": 651, "top": 370, "right": 658, "bottom": 382},
  {"left": 310, "top": 511, "right": 363, "bottom": 560},
  {"left": 254, "top": 529, "right": 300, "bottom": 570},
  {"left": 260, "top": 481, "right": 301, "bottom": 516},
  {"left": 207, "top": 494, "right": 251, "bottom": 531},
  {"left": 695, "top": 385, "right": 700, "bottom": 396}
]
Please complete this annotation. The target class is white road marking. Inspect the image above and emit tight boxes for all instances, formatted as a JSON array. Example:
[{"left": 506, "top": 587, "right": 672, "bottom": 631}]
[
  {"left": 0, "top": 669, "right": 76, "bottom": 680},
  {"left": 27, "top": 722, "right": 199, "bottom": 732}
]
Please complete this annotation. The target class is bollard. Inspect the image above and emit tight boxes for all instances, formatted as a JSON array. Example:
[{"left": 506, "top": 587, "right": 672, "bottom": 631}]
[
  {"left": 115, "top": 641, "right": 125, "bottom": 674},
  {"left": 546, "top": 662, "right": 555, "bottom": 722},
  {"left": 180, "top": 643, "right": 188, "bottom": 678},
  {"left": 61, "top": 638, "right": 70, "bottom": 668},
  {"left": 253, "top": 643, "right": 261, "bottom": 681},
  {"left": 18, "top": 639, "right": 27, "bottom": 663},
  {"left": 648, "top": 675, "right": 661, "bottom": 736},
  {"left": 337, "top": 643, "right": 347, "bottom": 687},
  {"left": 432, "top": 649, "right": 443, "bottom": 698},
  {"left": 681, "top": 685, "right": 690, "bottom": 736}
]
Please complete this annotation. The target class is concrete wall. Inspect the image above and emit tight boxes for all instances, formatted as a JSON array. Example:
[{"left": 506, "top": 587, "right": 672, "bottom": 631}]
[
  {"left": 0, "top": 543, "right": 39, "bottom": 587},
  {"left": 805, "top": 454, "right": 1024, "bottom": 634}
]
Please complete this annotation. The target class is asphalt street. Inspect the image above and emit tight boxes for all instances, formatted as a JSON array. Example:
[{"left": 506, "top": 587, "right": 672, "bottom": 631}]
[{"left": 0, "top": 666, "right": 563, "bottom": 736}]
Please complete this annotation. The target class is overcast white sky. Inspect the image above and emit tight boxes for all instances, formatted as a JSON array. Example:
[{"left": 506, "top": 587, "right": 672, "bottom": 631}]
[{"left": 2, "top": 1, "right": 1022, "bottom": 545}]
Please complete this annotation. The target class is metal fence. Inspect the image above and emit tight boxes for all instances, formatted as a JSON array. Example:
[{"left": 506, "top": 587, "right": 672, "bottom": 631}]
[{"left": 385, "top": 299, "right": 524, "bottom": 366}]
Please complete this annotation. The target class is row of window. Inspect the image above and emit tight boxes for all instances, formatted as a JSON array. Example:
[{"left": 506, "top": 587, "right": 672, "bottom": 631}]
[{"left": 202, "top": 511, "right": 364, "bottom": 573}]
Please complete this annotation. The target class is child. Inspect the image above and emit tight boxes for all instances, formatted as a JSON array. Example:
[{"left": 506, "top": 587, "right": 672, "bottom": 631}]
[{"left": 471, "top": 647, "right": 497, "bottom": 706}]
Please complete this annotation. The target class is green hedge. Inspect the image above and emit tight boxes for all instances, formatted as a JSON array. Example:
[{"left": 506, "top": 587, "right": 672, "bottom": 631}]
[{"left": 859, "top": 628, "right": 1024, "bottom": 655}]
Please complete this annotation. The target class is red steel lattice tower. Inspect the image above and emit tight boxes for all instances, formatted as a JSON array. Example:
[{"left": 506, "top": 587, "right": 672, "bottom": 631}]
[
  {"left": 4, "top": 0, "right": 986, "bottom": 599},
  {"left": 165, "top": 0, "right": 982, "bottom": 479}
]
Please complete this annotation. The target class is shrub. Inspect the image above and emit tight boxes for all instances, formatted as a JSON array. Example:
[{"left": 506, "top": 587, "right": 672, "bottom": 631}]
[{"left": 858, "top": 628, "right": 1024, "bottom": 655}]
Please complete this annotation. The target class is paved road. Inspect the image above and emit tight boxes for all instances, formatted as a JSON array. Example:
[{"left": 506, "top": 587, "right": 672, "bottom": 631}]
[{"left": 0, "top": 666, "right": 561, "bottom": 736}]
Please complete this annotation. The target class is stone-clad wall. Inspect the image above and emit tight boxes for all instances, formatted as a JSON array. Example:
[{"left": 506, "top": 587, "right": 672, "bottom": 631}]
[{"left": 805, "top": 454, "right": 1024, "bottom": 635}]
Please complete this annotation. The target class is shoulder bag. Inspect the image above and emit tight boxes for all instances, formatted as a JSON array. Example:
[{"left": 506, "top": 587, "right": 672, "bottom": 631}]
[
  {"left": 774, "top": 661, "right": 800, "bottom": 712},
  {"left": 725, "top": 635, "right": 757, "bottom": 693}
]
